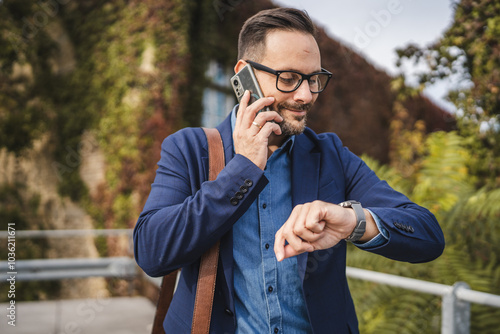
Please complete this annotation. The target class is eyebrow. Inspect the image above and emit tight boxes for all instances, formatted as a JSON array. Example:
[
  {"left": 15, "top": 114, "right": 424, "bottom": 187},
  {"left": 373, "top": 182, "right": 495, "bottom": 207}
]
[{"left": 278, "top": 67, "right": 323, "bottom": 74}]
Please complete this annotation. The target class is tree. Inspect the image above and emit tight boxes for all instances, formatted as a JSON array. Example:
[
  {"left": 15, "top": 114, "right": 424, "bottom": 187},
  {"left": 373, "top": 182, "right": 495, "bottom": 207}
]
[
  {"left": 396, "top": 0, "right": 500, "bottom": 189},
  {"left": 347, "top": 1, "right": 500, "bottom": 332}
]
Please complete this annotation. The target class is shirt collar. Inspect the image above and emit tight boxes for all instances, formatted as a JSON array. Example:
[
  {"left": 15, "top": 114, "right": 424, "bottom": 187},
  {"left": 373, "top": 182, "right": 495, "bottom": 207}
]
[{"left": 230, "top": 105, "right": 295, "bottom": 154}]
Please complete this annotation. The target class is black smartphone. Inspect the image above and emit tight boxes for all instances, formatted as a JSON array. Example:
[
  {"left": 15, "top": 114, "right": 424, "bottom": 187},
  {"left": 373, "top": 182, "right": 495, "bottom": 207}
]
[{"left": 230, "top": 64, "right": 271, "bottom": 113}]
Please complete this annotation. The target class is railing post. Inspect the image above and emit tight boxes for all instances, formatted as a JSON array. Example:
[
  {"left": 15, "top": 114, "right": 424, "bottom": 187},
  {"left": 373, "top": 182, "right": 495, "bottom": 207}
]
[{"left": 442, "top": 282, "right": 470, "bottom": 334}]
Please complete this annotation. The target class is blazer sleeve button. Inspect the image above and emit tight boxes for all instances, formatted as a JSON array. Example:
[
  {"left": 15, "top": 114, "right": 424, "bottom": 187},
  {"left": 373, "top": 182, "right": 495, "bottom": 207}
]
[
  {"left": 239, "top": 185, "right": 248, "bottom": 193},
  {"left": 235, "top": 191, "right": 244, "bottom": 200},
  {"left": 244, "top": 179, "right": 253, "bottom": 187},
  {"left": 230, "top": 197, "right": 239, "bottom": 206}
]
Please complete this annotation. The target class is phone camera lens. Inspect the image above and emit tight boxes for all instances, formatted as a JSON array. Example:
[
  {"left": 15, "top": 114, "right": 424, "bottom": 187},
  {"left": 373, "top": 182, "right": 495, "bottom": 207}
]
[{"left": 233, "top": 80, "right": 239, "bottom": 86}]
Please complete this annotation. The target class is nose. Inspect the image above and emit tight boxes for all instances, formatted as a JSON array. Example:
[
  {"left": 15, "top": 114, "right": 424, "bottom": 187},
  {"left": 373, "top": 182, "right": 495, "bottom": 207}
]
[{"left": 293, "top": 80, "right": 313, "bottom": 104}]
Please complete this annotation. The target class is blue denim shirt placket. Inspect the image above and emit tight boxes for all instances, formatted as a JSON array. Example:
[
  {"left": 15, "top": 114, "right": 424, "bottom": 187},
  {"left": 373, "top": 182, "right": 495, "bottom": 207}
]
[{"left": 258, "top": 149, "right": 288, "bottom": 333}]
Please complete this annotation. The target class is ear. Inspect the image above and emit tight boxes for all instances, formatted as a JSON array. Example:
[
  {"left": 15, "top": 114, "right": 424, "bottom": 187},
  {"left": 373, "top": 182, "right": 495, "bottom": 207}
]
[{"left": 234, "top": 59, "right": 247, "bottom": 74}]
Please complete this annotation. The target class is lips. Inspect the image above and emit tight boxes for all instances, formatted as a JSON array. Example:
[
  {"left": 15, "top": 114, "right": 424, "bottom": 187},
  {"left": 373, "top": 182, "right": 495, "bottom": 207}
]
[
  {"left": 282, "top": 108, "right": 307, "bottom": 120},
  {"left": 287, "top": 109, "right": 306, "bottom": 116}
]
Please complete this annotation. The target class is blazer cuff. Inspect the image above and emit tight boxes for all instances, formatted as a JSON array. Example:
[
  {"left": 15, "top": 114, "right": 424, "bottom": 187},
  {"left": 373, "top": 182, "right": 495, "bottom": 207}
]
[{"left": 353, "top": 209, "right": 389, "bottom": 249}]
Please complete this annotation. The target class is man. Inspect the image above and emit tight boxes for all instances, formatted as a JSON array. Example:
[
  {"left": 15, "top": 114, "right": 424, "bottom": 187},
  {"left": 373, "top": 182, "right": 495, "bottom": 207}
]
[{"left": 134, "top": 8, "right": 444, "bottom": 333}]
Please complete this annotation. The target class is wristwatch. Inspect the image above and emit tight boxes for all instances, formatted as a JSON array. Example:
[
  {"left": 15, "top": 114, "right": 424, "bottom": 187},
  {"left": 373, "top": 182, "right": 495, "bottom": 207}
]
[{"left": 339, "top": 200, "right": 366, "bottom": 242}]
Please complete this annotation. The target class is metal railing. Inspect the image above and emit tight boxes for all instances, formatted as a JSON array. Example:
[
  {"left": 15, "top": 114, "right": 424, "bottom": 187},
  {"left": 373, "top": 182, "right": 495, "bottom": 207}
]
[
  {"left": 0, "top": 257, "right": 137, "bottom": 281},
  {"left": 346, "top": 267, "right": 500, "bottom": 334},
  {"left": 0, "top": 228, "right": 133, "bottom": 238},
  {"left": 1, "top": 229, "right": 500, "bottom": 334}
]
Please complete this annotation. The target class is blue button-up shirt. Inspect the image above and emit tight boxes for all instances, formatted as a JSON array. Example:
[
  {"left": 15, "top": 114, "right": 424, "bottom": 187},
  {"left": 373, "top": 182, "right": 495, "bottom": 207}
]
[{"left": 230, "top": 106, "right": 388, "bottom": 333}]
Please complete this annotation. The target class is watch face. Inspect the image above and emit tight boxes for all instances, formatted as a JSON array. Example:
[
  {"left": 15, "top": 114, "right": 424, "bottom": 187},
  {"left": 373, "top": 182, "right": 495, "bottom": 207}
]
[{"left": 339, "top": 200, "right": 359, "bottom": 208}]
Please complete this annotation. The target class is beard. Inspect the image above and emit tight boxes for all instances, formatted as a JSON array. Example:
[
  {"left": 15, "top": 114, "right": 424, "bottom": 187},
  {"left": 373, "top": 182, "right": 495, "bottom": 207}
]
[{"left": 275, "top": 101, "right": 312, "bottom": 137}]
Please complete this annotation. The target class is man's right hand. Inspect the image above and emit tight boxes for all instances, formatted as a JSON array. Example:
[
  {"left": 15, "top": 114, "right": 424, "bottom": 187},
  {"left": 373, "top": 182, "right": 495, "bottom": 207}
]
[{"left": 233, "top": 90, "right": 283, "bottom": 170}]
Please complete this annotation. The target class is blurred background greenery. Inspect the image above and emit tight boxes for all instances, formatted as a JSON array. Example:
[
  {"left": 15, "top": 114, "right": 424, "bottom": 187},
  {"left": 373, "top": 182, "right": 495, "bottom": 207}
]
[{"left": 0, "top": 0, "right": 499, "bottom": 333}]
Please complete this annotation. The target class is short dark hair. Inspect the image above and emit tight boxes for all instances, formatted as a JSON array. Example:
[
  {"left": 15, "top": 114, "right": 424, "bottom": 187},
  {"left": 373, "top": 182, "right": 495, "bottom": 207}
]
[{"left": 237, "top": 8, "right": 317, "bottom": 61}]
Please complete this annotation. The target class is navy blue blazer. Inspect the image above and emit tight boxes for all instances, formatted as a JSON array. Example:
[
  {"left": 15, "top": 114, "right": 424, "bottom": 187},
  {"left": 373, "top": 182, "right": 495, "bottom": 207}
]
[{"left": 134, "top": 113, "right": 444, "bottom": 333}]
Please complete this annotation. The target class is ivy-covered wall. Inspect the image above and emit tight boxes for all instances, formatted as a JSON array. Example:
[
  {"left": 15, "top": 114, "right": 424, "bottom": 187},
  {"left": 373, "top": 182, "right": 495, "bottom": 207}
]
[{"left": 0, "top": 0, "right": 222, "bottom": 300}]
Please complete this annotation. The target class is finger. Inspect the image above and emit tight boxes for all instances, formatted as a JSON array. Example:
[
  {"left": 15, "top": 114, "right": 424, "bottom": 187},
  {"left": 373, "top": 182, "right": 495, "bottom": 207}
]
[
  {"left": 235, "top": 90, "right": 251, "bottom": 129},
  {"left": 280, "top": 206, "right": 314, "bottom": 257},
  {"left": 251, "top": 111, "right": 283, "bottom": 136},
  {"left": 282, "top": 229, "right": 310, "bottom": 257},
  {"left": 274, "top": 226, "right": 286, "bottom": 262},
  {"left": 282, "top": 243, "right": 310, "bottom": 260},
  {"left": 253, "top": 110, "right": 284, "bottom": 125},
  {"left": 256, "top": 120, "right": 282, "bottom": 138},
  {"left": 285, "top": 204, "right": 311, "bottom": 249},
  {"left": 292, "top": 203, "right": 325, "bottom": 243},
  {"left": 295, "top": 223, "right": 323, "bottom": 243},
  {"left": 277, "top": 234, "right": 313, "bottom": 261},
  {"left": 241, "top": 97, "right": 275, "bottom": 128},
  {"left": 249, "top": 119, "right": 264, "bottom": 134},
  {"left": 308, "top": 220, "right": 325, "bottom": 235},
  {"left": 274, "top": 206, "right": 302, "bottom": 261},
  {"left": 291, "top": 204, "right": 315, "bottom": 239},
  {"left": 304, "top": 206, "right": 325, "bottom": 234}
]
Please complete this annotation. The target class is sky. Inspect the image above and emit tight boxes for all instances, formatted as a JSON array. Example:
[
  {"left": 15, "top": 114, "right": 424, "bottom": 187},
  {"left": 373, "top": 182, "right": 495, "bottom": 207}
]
[{"left": 272, "top": 0, "right": 457, "bottom": 111}]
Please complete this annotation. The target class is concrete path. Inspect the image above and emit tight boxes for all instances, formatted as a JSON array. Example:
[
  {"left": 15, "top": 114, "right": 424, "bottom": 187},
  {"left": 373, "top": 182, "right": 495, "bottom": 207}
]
[{"left": 0, "top": 296, "right": 156, "bottom": 334}]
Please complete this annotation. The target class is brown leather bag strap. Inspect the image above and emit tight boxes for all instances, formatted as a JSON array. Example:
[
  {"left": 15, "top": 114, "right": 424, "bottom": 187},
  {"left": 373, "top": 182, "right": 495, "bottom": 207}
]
[
  {"left": 202, "top": 127, "right": 225, "bottom": 183},
  {"left": 150, "top": 128, "right": 224, "bottom": 334},
  {"left": 152, "top": 270, "right": 178, "bottom": 334},
  {"left": 191, "top": 128, "right": 225, "bottom": 334}
]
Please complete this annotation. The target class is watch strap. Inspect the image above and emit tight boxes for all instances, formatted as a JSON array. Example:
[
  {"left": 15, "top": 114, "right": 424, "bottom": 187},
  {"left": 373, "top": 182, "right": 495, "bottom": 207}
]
[{"left": 340, "top": 200, "right": 366, "bottom": 242}]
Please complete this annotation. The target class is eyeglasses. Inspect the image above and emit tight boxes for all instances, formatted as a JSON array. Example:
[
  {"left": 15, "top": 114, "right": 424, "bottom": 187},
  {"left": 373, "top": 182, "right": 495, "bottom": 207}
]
[{"left": 246, "top": 60, "right": 332, "bottom": 94}]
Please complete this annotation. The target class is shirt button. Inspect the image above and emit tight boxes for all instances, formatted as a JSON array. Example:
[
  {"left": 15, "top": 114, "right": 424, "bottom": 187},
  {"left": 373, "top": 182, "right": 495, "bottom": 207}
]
[
  {"left": 262, "top": 203, "right": 267, "bottom": 209},
  {"left": 268, "top": 286, "right": 273, "bottom": 293},
  {"left": 265, "top": 243, "right": 270, "bottom": 249},
  {"left": 274, "top": 328, "right": 279, "bottom": 333}
]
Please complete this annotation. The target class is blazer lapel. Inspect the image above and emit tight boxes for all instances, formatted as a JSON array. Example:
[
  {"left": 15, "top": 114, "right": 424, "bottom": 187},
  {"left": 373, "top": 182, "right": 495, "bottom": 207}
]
[
  {"left": 291, "top": 133, "right": 320, "bottom": 282},
  {"left": 217, "top": 115, "right": 235, "bottom": 168}
]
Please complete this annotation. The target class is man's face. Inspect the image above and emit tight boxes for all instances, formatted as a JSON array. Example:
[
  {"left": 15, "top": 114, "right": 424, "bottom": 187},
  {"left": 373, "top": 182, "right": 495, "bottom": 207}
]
[{"left": 254, "top": 30, "right": 321, "bottom": 136}]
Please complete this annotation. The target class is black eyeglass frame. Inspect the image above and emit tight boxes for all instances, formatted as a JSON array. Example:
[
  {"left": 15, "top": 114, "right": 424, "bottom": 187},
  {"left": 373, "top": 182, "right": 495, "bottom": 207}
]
[{"left": 246, "top": 60, "right": 332, "bottom": 93}]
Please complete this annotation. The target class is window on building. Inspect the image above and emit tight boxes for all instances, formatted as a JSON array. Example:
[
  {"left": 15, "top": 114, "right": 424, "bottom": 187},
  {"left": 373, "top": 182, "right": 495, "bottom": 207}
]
[{"left": 202, "top": 61, "right": 236, "bottom": 128}]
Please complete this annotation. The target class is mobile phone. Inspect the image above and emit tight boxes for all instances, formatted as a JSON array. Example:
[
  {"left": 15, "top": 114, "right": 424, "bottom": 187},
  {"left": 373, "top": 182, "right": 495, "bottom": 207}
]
[{"left": 230, "top": 64, "right": 271, "bottom": 113}]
